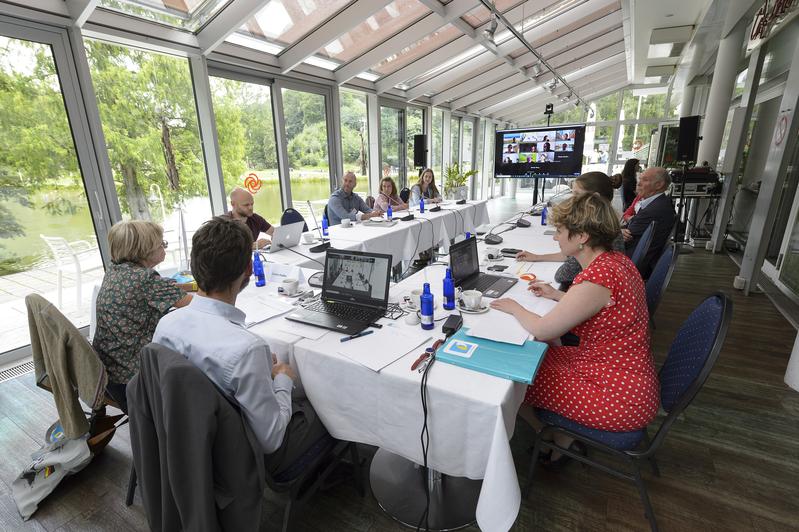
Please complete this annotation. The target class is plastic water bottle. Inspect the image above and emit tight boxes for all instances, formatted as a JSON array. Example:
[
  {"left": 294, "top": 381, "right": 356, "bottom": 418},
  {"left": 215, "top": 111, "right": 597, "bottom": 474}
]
[
  {"left": 443, "top": 269, "right": 455, "bottom": 310},
  {"left": 321, "top": 214, "right": 329, "bottom": 238},
  {"left": 465, "top": 231, "right": 471, "bottom": 240},
  {"left": 541, "top": 205, "right": 548, "bottom": 226},
  {"left": 420, "top": 283, "right": 434, "bottom": 330},
  {"left": 387, "top": 204, "right": 393, "bottom": 221},
  {"left": 253, "top": 251, "right": 266, "bottom": 287},
  {"left": 419, "top": 196, "right": 425, "bottom": 214}
]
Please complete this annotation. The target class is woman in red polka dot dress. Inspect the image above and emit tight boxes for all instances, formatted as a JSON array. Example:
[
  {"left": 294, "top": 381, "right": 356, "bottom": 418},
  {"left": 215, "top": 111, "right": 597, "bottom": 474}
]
[{"left": 491, "top": 193, "right": 659, "bottom": 460}]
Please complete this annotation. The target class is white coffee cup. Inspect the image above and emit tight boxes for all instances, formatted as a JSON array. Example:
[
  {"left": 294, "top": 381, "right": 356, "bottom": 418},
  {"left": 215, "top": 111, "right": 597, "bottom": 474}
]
[
  {"left": 407, "top": 288, "right": 423, "bottom": 309},
  {"left": 279, "top": 278, "right": 299, "bottom": 296},
  {"left": 486, "top": 247, "right": 500, "bottom": 260},
  {"left": 341, "top": 218, "right": 352, "bottom": 228},
  {"left": 301, "top": 232, "right": 315, "bottom": 244},
  {"left": 461, "top": 290, "right": 483, "bottom": 310}
]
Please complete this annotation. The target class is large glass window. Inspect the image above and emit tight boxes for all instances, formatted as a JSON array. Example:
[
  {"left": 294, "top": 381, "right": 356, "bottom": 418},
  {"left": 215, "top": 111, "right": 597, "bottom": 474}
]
[
  {"left": 582, "top": 125, "right": 615, "bottom": 173},
  {"left": 450, "top": 117, "right": 460, "bottom": 168},
  {"left": 209, "top": 76, "right": 282, "bottom": 225},
  {"left": 617, "top": 122, "right": 658, "bottom": 163},
  {"left": 550, "top": 106, "right": 585, "bottom": 125},
  {"left": 461, "top": 119, "right": 474, "bottom": 174},
  {"left": 281, "top": 88, "right": 333, "bottom": 204},
  {"left": 406, "top": 107, "right": 424, "bottom": 180},
  {"left": 621, "top": 88, "right": 667, "bottom": 121},
  {"left": 1, "top": 35, "right": 102, "bottom": 354},
  {"left": 380, "top": 106, "right": 403, "bottom": 187},
  {"left": 589, "top": 92, "right": 620, "bottom": 122},
  {"left": 432, "top": 109, "right": 444, "bottom": 186},
  {"left": 87, "top": 39, "right": 211, "bottom": 271},
  {"left": 339, "top": 89, "right": 370, "bottom": 192},
  {"left": 99, "top": 0, "right": 232, "bottom": 31}
]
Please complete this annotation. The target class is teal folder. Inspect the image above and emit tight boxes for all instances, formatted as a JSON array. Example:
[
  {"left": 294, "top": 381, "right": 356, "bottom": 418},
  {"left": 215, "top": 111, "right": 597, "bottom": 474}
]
[{"left": 436, "top": 328, "right": 548, "bottom": 384}]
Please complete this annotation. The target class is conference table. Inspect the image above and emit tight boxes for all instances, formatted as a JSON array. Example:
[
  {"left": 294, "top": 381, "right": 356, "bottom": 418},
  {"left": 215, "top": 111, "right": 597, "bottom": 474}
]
[
  {"left": 263, "top": 200, "right": 490, "bottom": 270},
  {"left": 244, "top": 214, "right": 565, "bottom": 532}
]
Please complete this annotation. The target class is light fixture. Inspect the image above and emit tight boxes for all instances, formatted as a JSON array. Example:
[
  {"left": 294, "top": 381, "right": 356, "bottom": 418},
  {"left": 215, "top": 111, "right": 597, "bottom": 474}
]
[
  {"left": 482, "top": 13, "right": 499, "bottom": 43},
  {"left": 531, "top": 63, "right": 542, "bottom": 77}
]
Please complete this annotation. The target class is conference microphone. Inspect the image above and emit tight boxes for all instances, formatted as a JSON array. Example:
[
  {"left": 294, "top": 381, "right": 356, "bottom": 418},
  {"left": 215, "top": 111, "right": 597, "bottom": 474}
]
[
  {"left": 531, "top": 188, "right": 572, "bottom": 214},
  {"left": 278, "top": 243, "right": 325, "bottom": 266},
  {"left": 483, "top": 210, "right": 529, "bottom": 244}
]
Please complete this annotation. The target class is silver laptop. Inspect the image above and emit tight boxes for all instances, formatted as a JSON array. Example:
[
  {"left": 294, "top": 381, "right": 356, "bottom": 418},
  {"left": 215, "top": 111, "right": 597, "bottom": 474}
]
[{"left": 267, "top": 221, "right": 305, "bottom": 252}]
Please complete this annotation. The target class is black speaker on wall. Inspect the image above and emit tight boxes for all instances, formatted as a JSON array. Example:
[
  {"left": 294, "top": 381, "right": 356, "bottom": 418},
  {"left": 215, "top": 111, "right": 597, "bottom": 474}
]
[
  {"left": 677, "top": 115, "right": 701, "bottom": 163},
  {"left": 413, "top": 134, "right": 427, "bottom": 168}
]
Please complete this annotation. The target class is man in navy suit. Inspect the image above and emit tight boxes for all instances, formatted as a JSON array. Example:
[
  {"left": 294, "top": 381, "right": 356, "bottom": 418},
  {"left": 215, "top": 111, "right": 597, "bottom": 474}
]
[{"left": 623, "top": 167, "right": 675, "bottom": 278}]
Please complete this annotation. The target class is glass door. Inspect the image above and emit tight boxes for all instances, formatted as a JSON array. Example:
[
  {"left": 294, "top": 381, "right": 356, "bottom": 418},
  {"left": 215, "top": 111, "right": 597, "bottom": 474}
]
[
  {"left": 0, "top": 25, "right": 107, "bottom": 358},
  {"left": 773, "top": 140, "right": 799, "bottom": 295}
]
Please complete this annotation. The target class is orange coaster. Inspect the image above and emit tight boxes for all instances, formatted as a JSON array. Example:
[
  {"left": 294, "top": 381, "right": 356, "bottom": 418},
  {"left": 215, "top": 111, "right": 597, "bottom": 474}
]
[{"left": 520, "top": 273, "right": 537, "bottom": 282}]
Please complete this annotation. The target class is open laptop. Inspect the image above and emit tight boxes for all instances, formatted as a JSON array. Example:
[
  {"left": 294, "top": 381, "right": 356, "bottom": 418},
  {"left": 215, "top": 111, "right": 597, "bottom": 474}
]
[
  {"left": 449, "top": 237, "right": 517, "bottom": 298},
  {"left": 285, "top": 249, "right": 392, "bottom": 335},
  {"left": 267, "top": 221, "right": 305, "bottom": 253}
]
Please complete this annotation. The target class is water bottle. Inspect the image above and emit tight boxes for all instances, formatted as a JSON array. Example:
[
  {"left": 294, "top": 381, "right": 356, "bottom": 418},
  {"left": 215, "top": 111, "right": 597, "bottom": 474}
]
[
  {"left": 541, "top": 205, "right": 548, "bottom": 226},
  {"left": 465, "top": 232, "right": 471, "bottom": 240},
  {"left": 443, "top": 269, "right": 455, "bottom": 310},
  {"left": 419, "top": 196, "right": 425, "bottom": 214},
  {"left": 387, "top": 204, "right": 393, "bottom": 221},
  {"left": 321, "top": 214, "right": 329, "bottom": 238},
  {"left": 420, "top": 283, "right": 434, "bottom": 330},
  {"left": 253, "top": 251, "right": 266, "bottom": 287}
]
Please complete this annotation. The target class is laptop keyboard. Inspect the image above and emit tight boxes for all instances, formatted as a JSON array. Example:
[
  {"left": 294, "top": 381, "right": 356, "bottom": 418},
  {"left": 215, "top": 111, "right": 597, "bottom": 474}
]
[
  {"left": 470, "top": 275, "right": 498, "bottom": 293},
  {"left": 304, "top": 299, "right": 380, "bottom": 323}
]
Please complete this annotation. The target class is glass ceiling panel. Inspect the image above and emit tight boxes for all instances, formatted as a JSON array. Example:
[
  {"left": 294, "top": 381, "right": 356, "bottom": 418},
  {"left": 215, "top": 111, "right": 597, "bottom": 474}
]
[
  {"left": 461, "top": 0, "right": 523, "bottom": 29},
  {"left": 99, "top": 0, "right": 232, "bottom": 31},
  {"left": 371, "top": 23, "right": 461, "bottom": 75},
  {"left": 318, "top": 0, "right": 430, "bottom": 63},
  {"left": 237, "top": 0, "right": 355, "bottom": 48}
]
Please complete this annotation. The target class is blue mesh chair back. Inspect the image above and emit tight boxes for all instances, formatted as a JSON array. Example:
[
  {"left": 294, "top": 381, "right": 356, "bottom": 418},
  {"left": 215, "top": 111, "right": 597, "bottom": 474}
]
[
  {"left": 280, "top": 208, "right": 308, "bottom": 232},
  {"left": 631, "top": 221, "right": 656, "bottom": 274},
  {"left": 645, "top": 243, "right": 678, "bottom": 321},
  {"left": 659, "top": 293, "right": 729, "bottom": 413},
  {"left": 399, "top": 187, "right": 411, "bottom": 203}
]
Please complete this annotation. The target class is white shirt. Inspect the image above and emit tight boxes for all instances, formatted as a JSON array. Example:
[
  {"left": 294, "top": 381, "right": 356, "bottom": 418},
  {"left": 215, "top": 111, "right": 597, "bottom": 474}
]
[
  {"left": 635, "top": 191, "right": 664, "bottom": 213},
  {"left": 153, "top": 295, "right": 293, "bottom": 454}
]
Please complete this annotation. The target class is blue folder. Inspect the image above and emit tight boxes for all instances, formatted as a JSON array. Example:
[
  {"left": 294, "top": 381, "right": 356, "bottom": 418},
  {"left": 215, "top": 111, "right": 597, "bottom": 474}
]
[{"left": 436, "top": 328, "right": 548, "bottom": 384}]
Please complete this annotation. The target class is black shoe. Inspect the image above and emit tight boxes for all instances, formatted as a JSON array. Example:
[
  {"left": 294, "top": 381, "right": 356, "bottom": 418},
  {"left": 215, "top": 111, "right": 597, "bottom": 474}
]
[{"left": 539, "top": 441, "right": 586, "bottom": 471}]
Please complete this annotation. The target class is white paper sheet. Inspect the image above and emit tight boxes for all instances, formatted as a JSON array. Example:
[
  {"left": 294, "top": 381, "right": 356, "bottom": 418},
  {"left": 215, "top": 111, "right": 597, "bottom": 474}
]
[
  {"left": 272, "top": 318, "right": 329, "bottom": 340},
  {"left": 236, "top": 291, "right": 295, "bottom": 328},
  {"left": 337, "top": 327, "right": 432, "bottom": 372},
  {"left": 465, "top": 311, "right": 530, "bottom": 345}
]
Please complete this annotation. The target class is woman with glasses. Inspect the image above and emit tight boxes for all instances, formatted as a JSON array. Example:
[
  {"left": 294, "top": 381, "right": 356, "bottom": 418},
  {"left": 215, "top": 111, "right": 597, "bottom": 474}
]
[{"left": 93, "top": 220, "right": 193, "bottom": 412}]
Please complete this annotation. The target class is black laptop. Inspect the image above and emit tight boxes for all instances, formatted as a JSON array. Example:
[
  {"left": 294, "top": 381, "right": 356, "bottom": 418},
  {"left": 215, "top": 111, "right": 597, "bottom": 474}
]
[
  {"left": 449, "top": 237, "right": 517, "bottom": 298},
  {"left": 285, "top": 249, "right": 392, "bottom": 335}
]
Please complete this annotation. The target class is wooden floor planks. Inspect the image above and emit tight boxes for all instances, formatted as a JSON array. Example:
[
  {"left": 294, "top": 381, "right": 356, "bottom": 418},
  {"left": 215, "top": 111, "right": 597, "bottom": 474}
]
[{"left": 0, "top": 248, "right": 797, "bottom": 531}]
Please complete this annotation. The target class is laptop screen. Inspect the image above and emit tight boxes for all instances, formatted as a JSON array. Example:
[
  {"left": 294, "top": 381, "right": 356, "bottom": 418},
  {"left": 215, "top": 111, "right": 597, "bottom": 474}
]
[
  {"left": 322, "top": 249, "right": 392, "bottom": 308},
  {"left": 449, "top": 237, "right": 480, "bottom": 284}
]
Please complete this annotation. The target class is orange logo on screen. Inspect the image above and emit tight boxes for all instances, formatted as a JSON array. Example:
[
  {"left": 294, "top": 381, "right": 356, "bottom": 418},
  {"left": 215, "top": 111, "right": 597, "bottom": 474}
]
[{"left": 244, "top": 173, "right": 262, "bottom": 194}]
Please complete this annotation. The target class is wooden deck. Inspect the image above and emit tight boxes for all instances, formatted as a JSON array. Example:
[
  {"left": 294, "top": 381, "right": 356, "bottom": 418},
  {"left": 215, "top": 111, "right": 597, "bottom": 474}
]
[{"left": 1, "top": 214, "right": 797, "bottom": 530}]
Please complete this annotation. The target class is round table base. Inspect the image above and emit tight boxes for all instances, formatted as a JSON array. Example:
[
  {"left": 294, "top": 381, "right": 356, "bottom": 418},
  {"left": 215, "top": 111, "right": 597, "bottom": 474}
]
[{"left": 369, "top": 448, "right": 482, "bottom": 531}]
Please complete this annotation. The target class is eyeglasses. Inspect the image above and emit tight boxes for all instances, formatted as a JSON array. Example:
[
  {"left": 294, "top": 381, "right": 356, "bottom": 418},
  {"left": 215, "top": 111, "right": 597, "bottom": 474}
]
[{"left": 161, "top": 240, "right": 168, "bottom": 249}]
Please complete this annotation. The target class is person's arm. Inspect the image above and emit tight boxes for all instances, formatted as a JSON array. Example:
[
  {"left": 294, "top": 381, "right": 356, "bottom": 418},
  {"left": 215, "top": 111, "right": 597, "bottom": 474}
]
[
  {"left": 374, "top": 194, "right": 389, "bottom": 212},
  {"left": 490, "top": 281, "right": 611, "bottom": 340},
  {"left": 327, "top": 194, "right": 353, "bottom": 224},
  {"left": 174, "top": 294, "right": 192, "bottom": 307},
  {"left": 229, "top": 342, "right": 295, "bottom": 454},
  {"left": 409, "top": 185, "right": 421, "bottom": 207},
  {"left": 516, "top": 251, "right": 567, "bottom": 262},
  {"left": 147, "top": 273, "right": 189, "bottom": 313}
]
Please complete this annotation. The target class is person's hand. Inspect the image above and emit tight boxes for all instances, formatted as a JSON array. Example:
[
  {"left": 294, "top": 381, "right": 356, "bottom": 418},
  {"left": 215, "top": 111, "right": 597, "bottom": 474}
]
[
  {"left": 621, "top": 228, "right": 633, "bottom": 241},
  {"left": 255, "top": 238, "right": 269, "bottom": 249},
  {"left": 365, "top": 211, "right": 382, "bottom": 220},
  {"left": 490, "top": 298, "right": 524, "bottom": 315},
  {"left": 528, "top": 281, "right": 559, "bottom": 300},
  {"left": 272, "top": 362, "right": 296, "bottom": 381},
  {"left": 516, "top": 251, "right": 537, "bottom": 262}
]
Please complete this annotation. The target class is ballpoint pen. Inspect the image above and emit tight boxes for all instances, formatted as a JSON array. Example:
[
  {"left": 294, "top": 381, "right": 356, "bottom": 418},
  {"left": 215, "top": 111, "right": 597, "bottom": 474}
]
[{"left": 340, "top": 330, "right": 374, "bottom": 342}]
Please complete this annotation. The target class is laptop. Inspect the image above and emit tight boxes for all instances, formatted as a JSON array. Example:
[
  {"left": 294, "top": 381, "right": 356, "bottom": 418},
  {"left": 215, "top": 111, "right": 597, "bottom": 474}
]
[
  {"left": 267, "top": 221, "right": 305, "bottom": 253},
  {"left": 285, "top": 249, "right": 392, "bottom": 335},
  {"left": 449, "top": 237, "right": 517, "bottom": 298}
]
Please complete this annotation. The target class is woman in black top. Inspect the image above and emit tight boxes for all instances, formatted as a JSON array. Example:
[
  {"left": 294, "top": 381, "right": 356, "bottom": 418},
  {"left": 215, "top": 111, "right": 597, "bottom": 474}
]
[{"left": 621, "top": 158, "right": 640, "bottom": 211}]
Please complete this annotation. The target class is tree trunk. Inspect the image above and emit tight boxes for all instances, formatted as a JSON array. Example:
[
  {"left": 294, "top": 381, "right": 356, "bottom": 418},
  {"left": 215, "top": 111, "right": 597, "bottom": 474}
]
[
  {"left": 121, "top": 163, "right": 151, "bottom": 220},
  {"left": 161, "top": 117, "right": 180, "bottom": 191}
]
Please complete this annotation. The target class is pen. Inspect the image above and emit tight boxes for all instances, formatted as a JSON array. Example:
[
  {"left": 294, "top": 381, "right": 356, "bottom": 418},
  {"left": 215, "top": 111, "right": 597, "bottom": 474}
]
[{"left": 340, "top": 330, "right": 374, "bottom": 342}]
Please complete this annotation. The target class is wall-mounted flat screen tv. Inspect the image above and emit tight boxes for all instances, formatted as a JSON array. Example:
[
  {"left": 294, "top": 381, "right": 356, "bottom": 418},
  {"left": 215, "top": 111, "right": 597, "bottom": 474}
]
[{"left": 495, "top": 124, "right": 585, "bottom": 178}]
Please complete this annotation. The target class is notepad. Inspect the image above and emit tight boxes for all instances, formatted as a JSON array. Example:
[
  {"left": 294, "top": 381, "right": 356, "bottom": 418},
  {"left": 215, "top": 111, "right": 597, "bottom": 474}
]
[
  {"left": 437, "top": 328, "right": 548, "bottom": 384},
  {"left": 337, "top": 326, "right": 431, "bottom": 372},
  {"left": 236, "top": 291, "right": 294, "bottom": 328}
]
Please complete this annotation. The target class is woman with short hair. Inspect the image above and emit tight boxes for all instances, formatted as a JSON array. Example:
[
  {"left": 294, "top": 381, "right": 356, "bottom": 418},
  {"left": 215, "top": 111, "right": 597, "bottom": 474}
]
[
  {"left": 93, "top": 220, "right": 192, "bottom": 412},
  {"left": 491, "top": 194, "right": 659, "bottom": 466},
  {"left": 410, "top": 168, "right": 442, "bottom": 207},
  {"left": 374, "top": 176, "right": 408, "bottom": 212}
]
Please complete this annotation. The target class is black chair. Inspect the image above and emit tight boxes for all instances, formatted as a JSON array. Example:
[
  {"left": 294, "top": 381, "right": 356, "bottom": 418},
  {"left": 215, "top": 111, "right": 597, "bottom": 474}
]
[
  {"left": 525, "top": 292, "right": 733, "bottom": 532},
  {"left": 280, "top": 207, "right": 308, "bottom": 232},
  {"left": 365, "top": 195, "right": 375, "bottom": 209},
  {"left": 399, "top": 187, "right": 410, "bottom": 204},
  {"left": 631, "top": 221, "right": 656, "bottom": 275},
  {"left": 645, "top": 243, "right": 679, "bottom": 328}
]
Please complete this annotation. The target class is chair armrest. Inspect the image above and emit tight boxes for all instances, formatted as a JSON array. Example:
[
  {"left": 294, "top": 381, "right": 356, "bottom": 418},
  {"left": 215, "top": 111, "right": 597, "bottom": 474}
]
[{"left": 69, "top": 239, "right": 96, "bottom": 254}]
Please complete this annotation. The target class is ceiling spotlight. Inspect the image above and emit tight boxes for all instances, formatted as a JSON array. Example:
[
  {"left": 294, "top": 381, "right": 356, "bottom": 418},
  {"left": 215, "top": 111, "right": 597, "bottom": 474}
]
[
  {"left": 482, "top": 14, "right": 499, "bottom": 43},
  {"left": 560, "top": 95, "right": 569, "bottom": 102},
  {"left": 531, "top": 63, "right": 542, "bottom": 77}
]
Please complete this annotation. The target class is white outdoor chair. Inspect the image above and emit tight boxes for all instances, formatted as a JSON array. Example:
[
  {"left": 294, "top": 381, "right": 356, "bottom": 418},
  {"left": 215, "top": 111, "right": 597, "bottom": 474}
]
[
  {"left": 40, "top": 235, "right": 104, "bottom": 309},
  {"left": 89, "top": 283, "right": 101, "bottom": 343}
]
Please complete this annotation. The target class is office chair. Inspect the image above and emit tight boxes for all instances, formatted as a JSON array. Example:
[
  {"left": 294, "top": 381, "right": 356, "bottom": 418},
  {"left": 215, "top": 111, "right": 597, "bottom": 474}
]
[
  {"left": 525, "top": 292, "right": 732, "bottom": 532},
  {"left": 399, "top": 187, "right": 410, "bottom": 204},
  {"left": 280, "top": 207, "right": 308, "bottom": 232}
]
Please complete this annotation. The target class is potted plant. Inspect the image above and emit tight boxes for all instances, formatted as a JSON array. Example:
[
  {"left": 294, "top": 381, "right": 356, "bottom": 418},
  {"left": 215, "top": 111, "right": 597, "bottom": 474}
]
[{"left": 443, "top": 163, "right": 477, "bottom": 200}]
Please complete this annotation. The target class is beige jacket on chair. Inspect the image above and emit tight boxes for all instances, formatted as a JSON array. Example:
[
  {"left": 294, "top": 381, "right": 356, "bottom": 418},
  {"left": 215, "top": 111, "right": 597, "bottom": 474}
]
[{"left": 26, "top": 294, "right": 108, "bottom": 438}]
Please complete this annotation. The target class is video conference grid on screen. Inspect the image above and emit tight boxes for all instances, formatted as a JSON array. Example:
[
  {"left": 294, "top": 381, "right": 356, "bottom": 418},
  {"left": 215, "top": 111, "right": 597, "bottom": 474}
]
[
  {"left": 324, "top": 253, "right": 389, "bottom": 301},
  {"left": 495, "top": 125, "right": 585, "bottom": 178}
]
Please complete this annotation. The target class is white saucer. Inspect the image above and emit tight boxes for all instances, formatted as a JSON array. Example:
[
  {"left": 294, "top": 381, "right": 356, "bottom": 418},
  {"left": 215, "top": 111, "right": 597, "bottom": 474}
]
[
  {"left": 458, "top": 300, "right": 490, "bottom": 314},
  {"left": 485, "top": 255, "right": 504, "bottom": 262}
]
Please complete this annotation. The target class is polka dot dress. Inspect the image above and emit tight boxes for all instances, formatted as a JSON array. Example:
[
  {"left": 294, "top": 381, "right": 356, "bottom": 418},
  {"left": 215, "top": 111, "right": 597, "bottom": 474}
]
[{"left": 525, "top": 251, "right": 660, "bottom": 431}]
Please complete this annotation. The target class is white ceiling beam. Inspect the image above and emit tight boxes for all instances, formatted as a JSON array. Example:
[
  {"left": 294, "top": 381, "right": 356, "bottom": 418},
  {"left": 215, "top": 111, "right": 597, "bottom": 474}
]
[
  {"left": 83, "top": 8, "right": 200, "bottom": 54},
  {"left": 279, "top": 0, "right": 394, "bottom": 74},
  {"left": 431, "top": 10, "right": 622, "bottom": 106},
  {"left": 512, "top": 80, "right": 628, "bottom": 124},
  {"left": 65, "top": 0, "right": 98, "bottom": 27},
  {"left": 197, "top": 0, "right": 269, "bottom": 55},
  {"left": 334, "top": 0, "right": 481, "bottom": 85}
]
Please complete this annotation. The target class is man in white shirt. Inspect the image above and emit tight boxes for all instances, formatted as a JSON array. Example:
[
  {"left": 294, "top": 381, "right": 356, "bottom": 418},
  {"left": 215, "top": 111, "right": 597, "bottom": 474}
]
[{"left": 153, "top": 216, "right": 329, "bottom": 474}]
